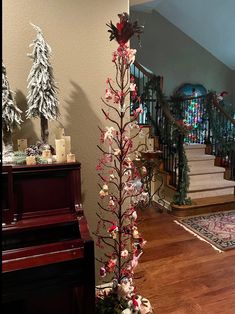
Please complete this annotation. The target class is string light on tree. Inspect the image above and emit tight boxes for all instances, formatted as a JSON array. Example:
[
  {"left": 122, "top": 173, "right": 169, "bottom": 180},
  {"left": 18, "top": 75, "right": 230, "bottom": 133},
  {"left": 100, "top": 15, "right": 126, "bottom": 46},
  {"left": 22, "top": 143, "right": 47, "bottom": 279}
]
[{"left": 184, "top": 88, "right": 204, "bottom": 143}]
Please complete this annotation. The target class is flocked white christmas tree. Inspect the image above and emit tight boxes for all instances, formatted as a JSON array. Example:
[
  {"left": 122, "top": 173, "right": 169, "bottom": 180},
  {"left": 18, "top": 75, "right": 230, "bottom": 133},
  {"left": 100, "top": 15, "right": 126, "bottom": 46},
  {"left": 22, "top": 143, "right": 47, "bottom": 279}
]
[
  {"left": 2, "top": 61, "right": 22, "bottom": 162},
  {"left": 26, "top": 23, "right": 59, "bottom": 144}
]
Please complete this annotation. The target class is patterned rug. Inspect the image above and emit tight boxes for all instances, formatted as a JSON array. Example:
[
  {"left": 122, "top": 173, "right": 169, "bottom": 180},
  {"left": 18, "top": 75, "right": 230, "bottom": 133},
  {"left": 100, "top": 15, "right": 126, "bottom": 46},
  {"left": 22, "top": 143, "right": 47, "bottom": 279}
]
[{"left": 174, "top": 211, "right": 235, "bottom": 252}]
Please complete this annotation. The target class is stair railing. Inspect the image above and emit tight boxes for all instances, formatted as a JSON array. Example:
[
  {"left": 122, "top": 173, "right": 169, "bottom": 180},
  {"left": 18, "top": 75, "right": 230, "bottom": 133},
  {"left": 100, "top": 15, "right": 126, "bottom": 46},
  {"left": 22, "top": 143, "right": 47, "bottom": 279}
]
[
  {"left": 205, "top": 93, "right": 235, "bottom": 181},
  {"left": 131, "top": 61, "right": 191, "bottom": 205},
  {"left": 170, "top": 92, "right": 235, "bottom": 181}
]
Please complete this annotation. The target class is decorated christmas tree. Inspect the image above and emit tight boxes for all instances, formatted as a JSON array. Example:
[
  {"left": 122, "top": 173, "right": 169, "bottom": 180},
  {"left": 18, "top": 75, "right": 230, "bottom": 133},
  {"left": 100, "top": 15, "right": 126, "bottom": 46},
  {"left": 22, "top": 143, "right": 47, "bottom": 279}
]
[
  {"left": 2, "top": 61, "right": 22, "bottom": 162},
  {"left": 26, "top": 23, "right": 59, "bottom": 144},
  {"left": 95, "top": 13, "right": 152, "bottom": 313},
  {"left": 184, "top": 91, "right": 204, "bottom": 143}
]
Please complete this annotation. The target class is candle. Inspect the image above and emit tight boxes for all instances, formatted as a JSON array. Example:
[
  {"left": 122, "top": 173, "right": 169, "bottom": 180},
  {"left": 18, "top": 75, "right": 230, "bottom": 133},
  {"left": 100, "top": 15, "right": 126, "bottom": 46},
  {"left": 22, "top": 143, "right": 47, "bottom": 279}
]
[
  {"left": 47, "top": 158, "right": 53, "bottom": 164},
  {"left": 26, "top": 155, "right": 36, "bottom": 165},
  {"left": 67, "top": 153, "right": 76, "bottom": 163},
  {"left": 42, "top": 149, "right": 51, "bottom": 159},
  {"left": 56, "top": 127, "right": 65, "bottom": 139},
  {"left": 62, "top": 136, "right": 71, "bottom": 156},
  {"left": 55, "top": 139, "right": 66, "bottom": 163},
  {"left": 17, "top": 139, "right": 28, "bottom": 152}
]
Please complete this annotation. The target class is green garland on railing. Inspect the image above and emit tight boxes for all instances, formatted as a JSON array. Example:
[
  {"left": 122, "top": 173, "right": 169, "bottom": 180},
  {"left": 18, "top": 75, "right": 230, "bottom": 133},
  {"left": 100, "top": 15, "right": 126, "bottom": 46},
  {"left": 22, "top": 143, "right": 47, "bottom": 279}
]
[
  {"left": 172, "top": 148, "right": 192, "bottom": 205},
  {"left": 151, "top": 77, "right": 192, "bottom": 205}
]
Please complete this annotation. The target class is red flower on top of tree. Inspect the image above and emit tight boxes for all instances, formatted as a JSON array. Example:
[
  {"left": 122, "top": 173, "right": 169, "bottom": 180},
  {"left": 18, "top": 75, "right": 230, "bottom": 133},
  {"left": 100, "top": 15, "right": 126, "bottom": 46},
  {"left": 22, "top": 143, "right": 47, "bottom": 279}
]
[{"left": 107, "top": 12, "right": 143, "bottom": 45}]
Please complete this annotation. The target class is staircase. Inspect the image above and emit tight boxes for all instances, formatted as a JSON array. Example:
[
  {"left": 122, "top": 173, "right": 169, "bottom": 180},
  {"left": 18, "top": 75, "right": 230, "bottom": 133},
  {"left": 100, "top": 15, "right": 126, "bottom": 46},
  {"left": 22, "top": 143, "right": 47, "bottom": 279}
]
[
  {"left": 185, "top": 144, "right": 235, "bottom": 199},
  {"left": 131, "top": 61, "right": 235, "bottom": 216}
]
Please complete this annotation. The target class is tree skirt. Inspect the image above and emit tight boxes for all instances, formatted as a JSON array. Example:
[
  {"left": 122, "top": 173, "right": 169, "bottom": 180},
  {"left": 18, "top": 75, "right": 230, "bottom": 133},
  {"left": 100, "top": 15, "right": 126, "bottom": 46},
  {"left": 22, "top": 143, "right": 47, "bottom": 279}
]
[{"left": 174, "top": 210, "right": 235, "bottom": 252}]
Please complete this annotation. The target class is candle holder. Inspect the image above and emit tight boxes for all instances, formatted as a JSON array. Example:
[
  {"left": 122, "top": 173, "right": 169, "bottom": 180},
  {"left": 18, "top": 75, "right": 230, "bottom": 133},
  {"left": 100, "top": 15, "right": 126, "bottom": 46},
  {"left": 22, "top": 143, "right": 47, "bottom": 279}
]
[{"left": 134, "top": 150, "right": 165, "bottom": 211}]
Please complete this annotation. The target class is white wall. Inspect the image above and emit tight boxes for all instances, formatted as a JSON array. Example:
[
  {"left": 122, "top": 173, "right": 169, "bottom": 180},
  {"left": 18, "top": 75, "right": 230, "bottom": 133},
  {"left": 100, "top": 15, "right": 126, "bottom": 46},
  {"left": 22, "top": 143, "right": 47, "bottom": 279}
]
[{"left": 130, "top": 9, "right": 233, "bottom": 101}]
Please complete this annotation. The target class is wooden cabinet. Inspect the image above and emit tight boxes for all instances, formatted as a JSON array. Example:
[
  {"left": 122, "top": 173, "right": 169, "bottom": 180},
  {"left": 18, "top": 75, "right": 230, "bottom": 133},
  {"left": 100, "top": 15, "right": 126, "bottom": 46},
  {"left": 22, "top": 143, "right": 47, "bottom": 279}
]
[{"left": 2, "top": 163, "right": 95, "bottom": 314}]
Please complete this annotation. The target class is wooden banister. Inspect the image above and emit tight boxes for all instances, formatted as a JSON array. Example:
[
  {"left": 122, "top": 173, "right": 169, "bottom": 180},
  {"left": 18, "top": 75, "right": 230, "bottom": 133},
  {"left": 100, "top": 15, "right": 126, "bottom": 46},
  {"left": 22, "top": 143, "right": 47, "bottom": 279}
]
[{"left": 211, "top": 94, "right": 235, "bottom": 126}]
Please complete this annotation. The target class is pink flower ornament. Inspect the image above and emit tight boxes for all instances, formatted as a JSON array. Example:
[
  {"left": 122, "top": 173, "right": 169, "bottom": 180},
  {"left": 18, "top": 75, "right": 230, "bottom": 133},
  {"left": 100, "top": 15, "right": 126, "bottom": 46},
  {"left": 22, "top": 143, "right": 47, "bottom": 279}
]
[
  {"left": 112, "top": 51, "right": 117, "bottom": 62},
  {"left": 126, "top": 48, "right": 136, "bottom": 65},
  {"left": 134, "top": 107, "right": 143, "bottom": 118},
  {"left": 105, "top": 258, "right": 117, "bottom": 273},
  {"left": 130, "top": 251, "right": 143, "bottom": 272},
  {"left": 105, "top": 88, "right": 113, "bottom": 101}
]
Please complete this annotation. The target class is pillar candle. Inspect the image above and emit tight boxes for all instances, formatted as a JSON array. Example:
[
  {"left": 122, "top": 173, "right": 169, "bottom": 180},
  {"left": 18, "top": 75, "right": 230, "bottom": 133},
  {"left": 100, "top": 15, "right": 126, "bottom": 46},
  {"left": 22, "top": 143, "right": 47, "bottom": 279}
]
[
  {"left": 26, "top": 155, "right": 36, "bottom": 165},
  {"left": 62, "top": 136, "right": 71, "bottom": 156},
  {"left": 56, "top": 127, "right": 65, "bottom": 139},
  {"left": 55, "top": 139, "right": 66, "bottom": 163},
  {"left": 17, "top": 139, "right": 28, "bottom": 152},
  {"left": 42, "top": 149, "right": 51, "bottom": 159},
  {"left": 47, "top": 158, "right": 53, "bottom": 164},
  {"left": 67, "top": 153, "right": 76, "bottom": 163}
]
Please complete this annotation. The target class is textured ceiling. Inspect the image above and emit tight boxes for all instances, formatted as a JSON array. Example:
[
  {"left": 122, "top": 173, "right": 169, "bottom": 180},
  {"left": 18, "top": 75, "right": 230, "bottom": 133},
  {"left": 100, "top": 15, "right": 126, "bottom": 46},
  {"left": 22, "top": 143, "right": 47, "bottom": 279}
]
[{"left": 130, "top": 0, "right": 235, "bottom": 70}]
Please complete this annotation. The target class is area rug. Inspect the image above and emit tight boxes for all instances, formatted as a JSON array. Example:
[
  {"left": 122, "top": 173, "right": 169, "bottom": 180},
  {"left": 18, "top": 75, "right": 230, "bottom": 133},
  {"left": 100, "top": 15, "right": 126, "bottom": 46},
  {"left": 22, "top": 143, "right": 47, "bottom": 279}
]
[{"left": 174, "top": 211, "right": 235, "bottom": 252}]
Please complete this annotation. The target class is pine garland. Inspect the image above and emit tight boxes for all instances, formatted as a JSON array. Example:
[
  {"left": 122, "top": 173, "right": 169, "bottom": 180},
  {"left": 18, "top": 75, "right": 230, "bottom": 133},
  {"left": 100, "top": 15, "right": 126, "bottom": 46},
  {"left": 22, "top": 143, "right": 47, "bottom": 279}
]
[
  {"left": 173, "top": 148, "right": 192, "bottom": 205},
  {"left": 137, "top": 74, "right": 191, "bottom": 205}
]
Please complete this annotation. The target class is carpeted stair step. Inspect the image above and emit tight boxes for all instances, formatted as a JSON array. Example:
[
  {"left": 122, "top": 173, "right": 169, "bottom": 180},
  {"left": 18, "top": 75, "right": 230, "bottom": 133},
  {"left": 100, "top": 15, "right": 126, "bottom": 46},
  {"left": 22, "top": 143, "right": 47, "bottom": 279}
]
[
  {"left": 187, "top": 154, "right": 216, "bottom": 169},
  {"left": 188, "top": 179, "right": 235, "bottom": 199},
  {"left": 189, "top": 171, "right": 225, "bottom": 184},
  {"left": 184, "top": 144, "right": 206, "bottom": 157},
  {"left": 187, "top": 154, "right": 215, "bottom": 161},
  {"left": 188, "top": 166, "right": 225, "bottom": 175}
]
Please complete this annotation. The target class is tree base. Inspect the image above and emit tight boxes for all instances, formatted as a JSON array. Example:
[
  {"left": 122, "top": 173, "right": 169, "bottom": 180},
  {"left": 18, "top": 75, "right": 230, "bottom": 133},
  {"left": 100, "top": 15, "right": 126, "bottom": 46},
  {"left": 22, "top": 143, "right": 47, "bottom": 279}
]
[{"left": 96, "top": 281, "right": 153, "bottom": 314}]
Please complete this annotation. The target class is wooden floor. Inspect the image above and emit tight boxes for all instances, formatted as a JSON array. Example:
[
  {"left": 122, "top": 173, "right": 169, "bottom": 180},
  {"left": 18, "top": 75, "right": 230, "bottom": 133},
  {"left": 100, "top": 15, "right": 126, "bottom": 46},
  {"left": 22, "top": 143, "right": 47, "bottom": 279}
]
[{"left": 134, "top": 207, "right": 235, "bottom": 314}]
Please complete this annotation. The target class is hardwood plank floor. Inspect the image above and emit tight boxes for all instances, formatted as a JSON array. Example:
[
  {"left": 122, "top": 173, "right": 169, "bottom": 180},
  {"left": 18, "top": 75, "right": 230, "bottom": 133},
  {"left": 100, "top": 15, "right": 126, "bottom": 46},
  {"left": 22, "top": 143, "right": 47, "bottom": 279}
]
[{"left": 134, "top": 207, "right": 235, "bottom": 314}]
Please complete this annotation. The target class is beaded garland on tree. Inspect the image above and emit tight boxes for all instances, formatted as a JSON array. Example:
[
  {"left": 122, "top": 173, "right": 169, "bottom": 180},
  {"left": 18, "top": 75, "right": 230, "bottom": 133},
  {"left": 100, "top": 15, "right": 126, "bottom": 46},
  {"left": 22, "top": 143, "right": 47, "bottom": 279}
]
[{"left": 95, "top": 13, "right": 153, "bottom": 314}]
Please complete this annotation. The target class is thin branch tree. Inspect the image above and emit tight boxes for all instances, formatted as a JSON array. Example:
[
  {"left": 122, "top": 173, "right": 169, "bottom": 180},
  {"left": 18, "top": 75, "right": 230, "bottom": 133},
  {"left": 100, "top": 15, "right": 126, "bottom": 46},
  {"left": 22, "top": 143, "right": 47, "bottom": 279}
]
[{"left": 95, "top": 13, "right": 152, "bottom": 313}]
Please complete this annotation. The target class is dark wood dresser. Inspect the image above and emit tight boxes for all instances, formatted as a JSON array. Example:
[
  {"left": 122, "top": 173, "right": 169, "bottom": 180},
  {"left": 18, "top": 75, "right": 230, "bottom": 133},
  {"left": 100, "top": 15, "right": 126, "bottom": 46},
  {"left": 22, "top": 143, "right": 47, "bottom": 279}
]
[{"left": 1, "top": 162, "right": 95, "bottom": 314}]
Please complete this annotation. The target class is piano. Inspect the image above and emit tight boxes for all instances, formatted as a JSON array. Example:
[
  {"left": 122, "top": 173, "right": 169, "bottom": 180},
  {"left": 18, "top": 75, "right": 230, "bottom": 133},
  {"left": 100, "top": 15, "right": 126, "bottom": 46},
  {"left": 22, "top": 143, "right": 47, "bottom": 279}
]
[{"left": 2, "top": 162, "right": 95, "bottom": 314}]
